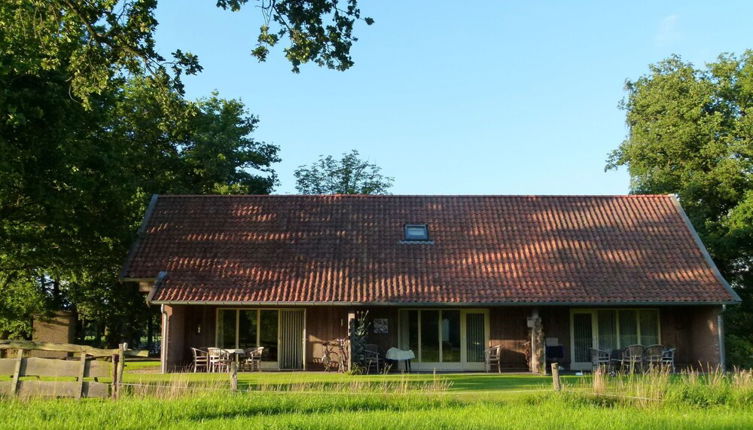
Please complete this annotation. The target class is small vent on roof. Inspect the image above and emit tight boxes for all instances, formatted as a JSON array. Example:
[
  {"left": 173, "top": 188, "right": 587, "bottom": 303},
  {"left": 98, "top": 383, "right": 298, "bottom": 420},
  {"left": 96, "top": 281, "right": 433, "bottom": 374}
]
[{"left": 403, "top": 224, "right": 430, "bottom": 242}]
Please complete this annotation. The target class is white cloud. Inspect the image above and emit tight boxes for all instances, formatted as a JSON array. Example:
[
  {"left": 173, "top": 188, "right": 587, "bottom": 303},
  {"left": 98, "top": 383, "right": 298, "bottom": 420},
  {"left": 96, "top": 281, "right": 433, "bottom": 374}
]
[{"left": 655, "top": 15, "right": 681, "bottom": 47}]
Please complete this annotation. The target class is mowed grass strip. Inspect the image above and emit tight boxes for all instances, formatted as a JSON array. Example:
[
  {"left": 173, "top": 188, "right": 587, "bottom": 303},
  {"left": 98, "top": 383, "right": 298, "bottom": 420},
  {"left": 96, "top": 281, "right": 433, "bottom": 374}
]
[
  {"left": 119, "top": 367, "right": 571, "bottom": 392},
  {"left": 1, "top": 391, "right": 753, "bottom": 430}
]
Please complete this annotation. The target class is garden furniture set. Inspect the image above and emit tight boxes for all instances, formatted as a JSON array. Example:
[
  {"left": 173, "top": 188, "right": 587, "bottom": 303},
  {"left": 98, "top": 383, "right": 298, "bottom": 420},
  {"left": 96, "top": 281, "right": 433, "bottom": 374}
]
[
  {"left": 191, "top": 346, "right": 265, "bottom": 372},
  {"left": 590, "top": 344, "right": 676, "bottom": 373}
]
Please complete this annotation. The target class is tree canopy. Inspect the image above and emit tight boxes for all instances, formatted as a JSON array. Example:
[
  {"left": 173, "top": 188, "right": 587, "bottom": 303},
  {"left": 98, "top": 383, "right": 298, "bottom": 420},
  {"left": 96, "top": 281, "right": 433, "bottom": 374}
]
[
  {"left": 0, "top": 0, "right": 371, "bottom": 344},
  {"left": 607, "top": 51, "right": 753, "bottom": 366},
  {"left": 2, "top": 0, "right": 372, "bottom": 106},
  {"left": 294, "top": 150, "right": 394, "bottom": 195}
]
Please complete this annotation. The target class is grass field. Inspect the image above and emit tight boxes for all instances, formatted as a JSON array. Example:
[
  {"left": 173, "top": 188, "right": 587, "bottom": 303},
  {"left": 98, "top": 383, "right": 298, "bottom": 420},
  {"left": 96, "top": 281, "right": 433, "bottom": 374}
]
[{"left": 2, "top": 365, "right": 753, "bottom": 429}]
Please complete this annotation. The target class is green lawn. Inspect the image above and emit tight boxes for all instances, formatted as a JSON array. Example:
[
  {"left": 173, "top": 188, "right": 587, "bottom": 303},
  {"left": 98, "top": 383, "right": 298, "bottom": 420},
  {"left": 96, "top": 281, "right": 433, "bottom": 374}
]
[
  {"left": 2, "top": 369, "right": 753, "bottom": 429},
  {"left": 121, "top": 364, "right": 573, "bottom": 393},
  {"left": 1, "top": 389, "right": 752, "bottom": 430}
]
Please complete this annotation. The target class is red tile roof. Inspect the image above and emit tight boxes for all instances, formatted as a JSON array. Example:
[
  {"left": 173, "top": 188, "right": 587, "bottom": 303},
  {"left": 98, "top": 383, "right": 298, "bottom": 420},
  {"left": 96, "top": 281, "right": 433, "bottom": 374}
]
[{"left": 122, "top": 195, "right": 739, "bottom": 305}]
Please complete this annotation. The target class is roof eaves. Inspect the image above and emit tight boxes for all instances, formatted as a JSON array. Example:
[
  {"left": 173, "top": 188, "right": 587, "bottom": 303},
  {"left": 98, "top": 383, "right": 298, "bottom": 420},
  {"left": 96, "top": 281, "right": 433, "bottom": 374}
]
[
  {"left": 149, "top": 299, "right": 739, "bottom": 306},
  {"left": 145, "top": 271, "right": 168, "bottom": 305},
  {"left": 670, "top": 194, "right": 742, "bottom": 304},
  {"left": 119, "top": 194, "right": 160, "bottom": 279}
]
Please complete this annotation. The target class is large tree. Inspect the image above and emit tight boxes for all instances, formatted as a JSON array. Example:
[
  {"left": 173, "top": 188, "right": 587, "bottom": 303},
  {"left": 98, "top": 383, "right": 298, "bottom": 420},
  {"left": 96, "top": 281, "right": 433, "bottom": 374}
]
[
  {"left": 2, "top": 0, "right": 372, "bottom": 105},
  {"left": 294, "top": 150, "right": 394, "bottom": 194},
  {"left": 607, "top": 51, "right": 753, "bottom": 366},
  {"left": 0, "top": 0, "right": 371, "bottom": 344},
  {"left": 0, "top": 74, "right": 280, "bottom": 343}
]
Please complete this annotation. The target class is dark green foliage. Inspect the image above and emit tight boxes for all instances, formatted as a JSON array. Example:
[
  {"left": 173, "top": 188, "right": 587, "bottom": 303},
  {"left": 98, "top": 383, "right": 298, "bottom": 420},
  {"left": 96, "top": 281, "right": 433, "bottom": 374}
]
[
  {"left": 1, "top": 0, "right": 367, "bottom": 343},
  {"left": 1, "top": 1, "right": 370, "bottom": 107},
  {"left": 0, "top": 73, "right": 280, "bottom": 341},
  {"left": 348, "top": 311, "right": 370, "bottom": 371},
  {"left": 294, "top": 150, "right": 394, "bottom": 194},
  {"left": 608, "top": 52, "right": 753, "bottom": 367}
]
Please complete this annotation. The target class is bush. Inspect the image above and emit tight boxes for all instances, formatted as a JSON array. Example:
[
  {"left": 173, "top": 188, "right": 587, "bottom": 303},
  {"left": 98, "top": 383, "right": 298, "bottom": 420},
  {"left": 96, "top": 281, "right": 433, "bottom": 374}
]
[{"left": 726, "top": 334, "right": 753, "bottom": 369}]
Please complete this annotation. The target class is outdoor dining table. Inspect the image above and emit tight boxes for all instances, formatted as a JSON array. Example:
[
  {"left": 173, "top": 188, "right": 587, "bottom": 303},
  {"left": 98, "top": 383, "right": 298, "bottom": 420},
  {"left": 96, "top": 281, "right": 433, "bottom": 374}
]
[
  {"left": 386, "top": 347, "right": 415, "bottom": 372},
  {"left": 222, "top": 348, "right": 246, "bottom": 366}
]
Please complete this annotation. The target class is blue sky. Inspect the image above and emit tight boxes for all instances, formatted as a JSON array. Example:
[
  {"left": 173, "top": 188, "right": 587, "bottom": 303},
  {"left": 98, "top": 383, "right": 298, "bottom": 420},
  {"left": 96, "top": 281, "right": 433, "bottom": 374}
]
[{"left": 154, "top": 1, "right": 753, "bottom": 195}]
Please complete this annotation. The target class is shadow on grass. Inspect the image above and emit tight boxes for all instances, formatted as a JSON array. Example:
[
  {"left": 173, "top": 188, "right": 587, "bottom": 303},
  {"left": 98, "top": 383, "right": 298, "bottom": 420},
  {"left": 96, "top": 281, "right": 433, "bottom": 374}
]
[{"left": 182, "top": 395, "right": 465, "bottom": 422}]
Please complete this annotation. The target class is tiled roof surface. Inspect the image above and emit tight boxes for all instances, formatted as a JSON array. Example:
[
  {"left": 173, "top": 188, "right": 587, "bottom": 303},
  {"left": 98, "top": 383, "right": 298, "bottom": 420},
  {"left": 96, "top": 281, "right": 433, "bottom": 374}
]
[{"left": 122, "top": 195, "right": 738, "bottom": 304}]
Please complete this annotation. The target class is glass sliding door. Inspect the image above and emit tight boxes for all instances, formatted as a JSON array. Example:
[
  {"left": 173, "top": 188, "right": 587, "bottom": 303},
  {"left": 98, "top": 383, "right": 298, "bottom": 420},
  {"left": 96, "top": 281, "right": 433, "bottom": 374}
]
[
  {"left": 420, "top": 311, "right": 440, "bottom": 362},
  {"left": 441, "top": 311, "right": 461, "bottom": 362},
  {"left": 238, "top": 310, "right": 258, "bottom": 349},
  {"left": 597, "top": 310, "right": 617, "bottom": 352},
  {"left": 572, "top": 312, "right": 594, "bottom": 368},
  {"left": 571, "top": 309, "right": 662, "bottom": 370},
  {"left": 465, "top": 313, "right": 485, "bottom": 363},
  {"left": 259, "top": 310, "right": 279, "bottom": 361},
  {"left": 618, "top": 310, "right": 638, "bottom": 346},
  {"left": 215, "top": 308, "right": 297, "bottom": 368},
  {"left": 639, "top": 310, "right": 659, "bottom": 346},
  {"left": 398, "top": 309, "right": 487, "bottom": 370},
  {"left": 399, "top": 310, "right": 419, "bottom": 352},
  {"left": 219, "top": 309, "right": 237, "bottom": 348}
]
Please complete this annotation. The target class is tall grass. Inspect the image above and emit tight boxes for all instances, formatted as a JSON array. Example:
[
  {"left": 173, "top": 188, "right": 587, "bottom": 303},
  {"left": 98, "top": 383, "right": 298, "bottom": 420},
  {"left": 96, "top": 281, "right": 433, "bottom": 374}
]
[
  {"left": 116, "top": 370, "right": 453, "bottom": 399},
  {"left": 571, "top": 367, "right": 753, "bottom": 409},
  {"left": 3, "top": 388, "right": 753, "bottom": 430},
  {"left": 4, "top": 372, "right": 753, "bottom": 429}
]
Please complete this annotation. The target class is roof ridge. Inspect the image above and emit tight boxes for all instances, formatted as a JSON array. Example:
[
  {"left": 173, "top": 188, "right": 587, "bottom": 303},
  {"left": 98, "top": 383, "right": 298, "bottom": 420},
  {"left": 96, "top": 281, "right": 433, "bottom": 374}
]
[{"left": 154, "top": 194, "right": 674, "bottom": 198}]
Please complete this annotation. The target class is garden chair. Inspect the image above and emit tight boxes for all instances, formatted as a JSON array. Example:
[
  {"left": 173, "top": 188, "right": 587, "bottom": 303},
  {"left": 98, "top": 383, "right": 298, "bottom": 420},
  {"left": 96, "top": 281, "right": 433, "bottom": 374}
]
[
  {"left": 191, "top": 347, "right": 209, "bottom": 373},
  {"left": 208, "top": 347, "right": 230, "bottom": 373},
  {"left": 620, "top": 344, "right": 644, "bottom": 373},
  {"left": 485, "top": 345, "right": 502, "bottom": 373},
  {"left": 364, "top": 344, "right": 383, "bottom": 374},
  {"left": 590, "top": 348, "right": 611, "bottom": 372},
  {"left": 662, "top": 347, "right": 676, "bottom": 373},
  {"left": 242, "top": 346, "right": 264, "bottom": 371},
  {"left": 643, "top": 344, "right": 665, "bottom": 371}
]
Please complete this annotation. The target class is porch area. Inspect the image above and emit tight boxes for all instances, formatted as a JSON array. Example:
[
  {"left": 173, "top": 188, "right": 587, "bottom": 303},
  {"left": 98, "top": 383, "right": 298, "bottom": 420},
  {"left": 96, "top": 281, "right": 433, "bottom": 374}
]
[{"left": 158, "top": 304, "right": 725, "bottom": 373}]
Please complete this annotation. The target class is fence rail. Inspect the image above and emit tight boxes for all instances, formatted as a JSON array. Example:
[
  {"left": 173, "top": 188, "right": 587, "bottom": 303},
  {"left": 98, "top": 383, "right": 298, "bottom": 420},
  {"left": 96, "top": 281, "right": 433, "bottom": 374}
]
[{"left": 0, "top": 340, "right": 127, "bottom": 399}]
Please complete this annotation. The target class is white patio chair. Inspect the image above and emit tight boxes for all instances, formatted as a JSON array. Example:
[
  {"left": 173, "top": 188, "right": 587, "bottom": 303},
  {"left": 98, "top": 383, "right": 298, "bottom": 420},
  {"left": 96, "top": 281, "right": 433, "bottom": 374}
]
[
  {"left": 485, "top": 345, "right": 502, "bottom": 373},
  {"left": 242, "top": 346, "right": 264, "bottom": 371},
  {"left": 208, "top": 347, "right": 230, "bottom": 373},
  {"left": 191, "top": 347, "right": 209, "bottom": 373}
]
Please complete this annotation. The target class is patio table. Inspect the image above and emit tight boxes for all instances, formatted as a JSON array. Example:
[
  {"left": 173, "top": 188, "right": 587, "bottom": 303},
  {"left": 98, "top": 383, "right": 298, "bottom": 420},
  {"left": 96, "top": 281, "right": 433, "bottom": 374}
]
[
  {"left": 222, "top": 348, "right": 246, "bottom": 367},
  {"left": 386, "top": 348, "right": 415, "bottom": 372}
]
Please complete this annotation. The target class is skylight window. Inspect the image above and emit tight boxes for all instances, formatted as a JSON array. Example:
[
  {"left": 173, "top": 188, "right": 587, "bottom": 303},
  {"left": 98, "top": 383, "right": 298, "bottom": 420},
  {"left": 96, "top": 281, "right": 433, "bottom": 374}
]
[{"left": 404, "top": 224, "right": 430, "bottom": 241}]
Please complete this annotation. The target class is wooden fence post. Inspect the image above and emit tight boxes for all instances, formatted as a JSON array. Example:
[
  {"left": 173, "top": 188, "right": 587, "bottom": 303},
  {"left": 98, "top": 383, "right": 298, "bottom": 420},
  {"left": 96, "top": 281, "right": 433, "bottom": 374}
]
[
  {"left": 10, "top": 349, "right": 23, "bottom": 396},
  {"left": 551, "top": 363, "right": 561, "bottom": 392},
  {"left": 76, "top": 353, "right": 87, "bottom": 399},
  {"left": 111, "top": 352, "right": 119, "bottom": 399},
  {"left": 230, "top": 361, "right": 238, "bottom": 392},
  {"left": 117, "top": 343, "right": 126, "bottom": 398}
]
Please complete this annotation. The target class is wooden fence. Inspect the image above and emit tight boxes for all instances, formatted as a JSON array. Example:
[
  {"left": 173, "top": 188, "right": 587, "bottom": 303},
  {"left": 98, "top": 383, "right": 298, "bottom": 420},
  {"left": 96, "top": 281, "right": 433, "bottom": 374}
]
[{"left": 0, "top": 340, "right": 127, "bottom": 399}]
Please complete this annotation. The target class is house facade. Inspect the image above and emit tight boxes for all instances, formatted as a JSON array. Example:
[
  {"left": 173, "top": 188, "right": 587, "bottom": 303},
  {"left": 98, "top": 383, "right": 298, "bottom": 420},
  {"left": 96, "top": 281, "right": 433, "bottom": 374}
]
[{"left": 121, "top": 195, "right": 740, "bottom": 372}]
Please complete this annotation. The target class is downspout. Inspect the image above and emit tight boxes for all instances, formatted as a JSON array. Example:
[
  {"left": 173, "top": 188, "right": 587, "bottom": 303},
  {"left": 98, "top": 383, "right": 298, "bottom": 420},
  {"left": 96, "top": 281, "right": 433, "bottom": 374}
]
[
  {"left": 160, "top": 304, "right": 169, "bottom": 374},
  {"left": 718, "top": 305, "right": 726, "bottom": 370}
]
